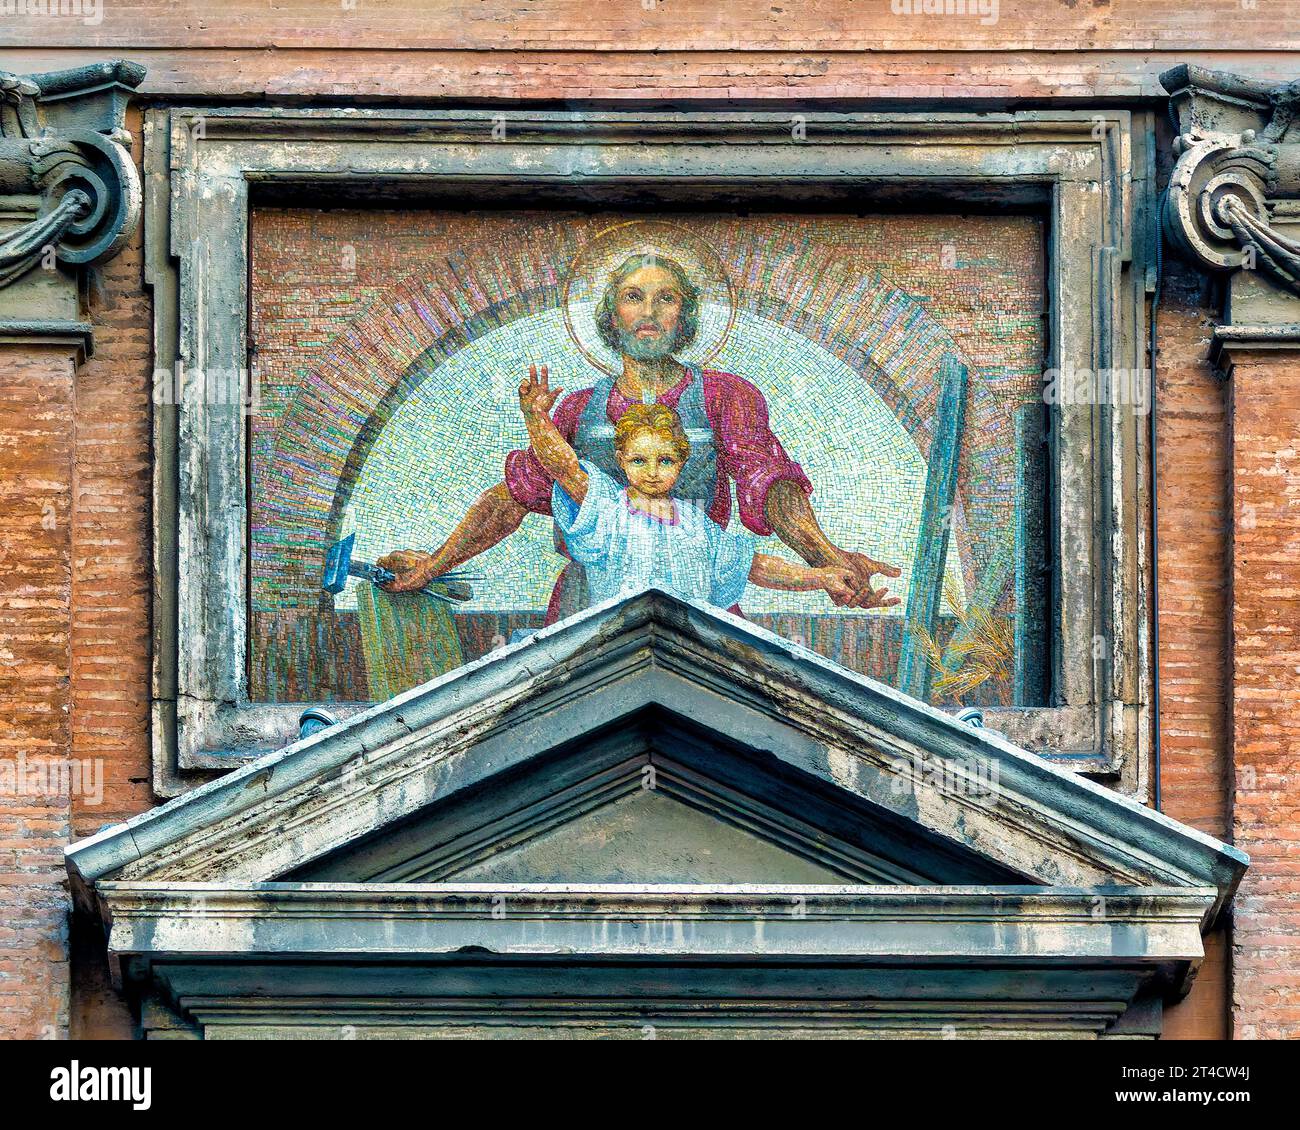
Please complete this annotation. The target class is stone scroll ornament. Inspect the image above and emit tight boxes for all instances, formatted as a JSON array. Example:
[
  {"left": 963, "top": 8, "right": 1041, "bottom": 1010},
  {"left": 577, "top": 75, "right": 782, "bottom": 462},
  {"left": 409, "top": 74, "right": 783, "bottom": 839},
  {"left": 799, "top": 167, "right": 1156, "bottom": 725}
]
[
  {"left": 1163, "top": 65, "right": 1300, "bottom": 295},
  {"left": 0, "top": 62, "right": 142, "bottom": 288}
]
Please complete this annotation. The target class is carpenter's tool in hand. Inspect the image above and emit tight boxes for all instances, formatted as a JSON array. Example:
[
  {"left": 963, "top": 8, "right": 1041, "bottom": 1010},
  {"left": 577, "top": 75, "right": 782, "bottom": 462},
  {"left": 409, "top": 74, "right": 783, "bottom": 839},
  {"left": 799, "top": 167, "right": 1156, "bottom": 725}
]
[{"left": 323, "top": 533, "right": 476, "bottom": 602}]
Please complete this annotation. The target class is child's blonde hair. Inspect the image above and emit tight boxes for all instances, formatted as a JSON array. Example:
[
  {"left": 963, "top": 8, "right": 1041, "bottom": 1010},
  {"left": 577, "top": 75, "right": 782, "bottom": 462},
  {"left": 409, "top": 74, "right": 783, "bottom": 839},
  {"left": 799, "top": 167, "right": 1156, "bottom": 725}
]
[{"left": 613, "top": 403, "right": 691, "bottom": 464}]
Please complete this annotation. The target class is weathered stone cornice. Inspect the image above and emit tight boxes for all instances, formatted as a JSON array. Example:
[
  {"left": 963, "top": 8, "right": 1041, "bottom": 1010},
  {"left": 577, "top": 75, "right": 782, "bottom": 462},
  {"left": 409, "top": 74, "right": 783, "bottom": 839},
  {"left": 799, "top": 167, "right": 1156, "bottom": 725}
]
[
  {"left": 1209, "top": 321, "right": 1300, "bottom": 380},
  {"left": 0, "top": 60, "right": 142, "bottom": 289},
  {"left": 68, "top": 588, "right": 1247, "bottom": 925},
  {"left": 98, "top": 881, "right": 1215, "bottom": 967},
  {"left": 95, "top": 881, "right": 1212, "bottom": 1034}
]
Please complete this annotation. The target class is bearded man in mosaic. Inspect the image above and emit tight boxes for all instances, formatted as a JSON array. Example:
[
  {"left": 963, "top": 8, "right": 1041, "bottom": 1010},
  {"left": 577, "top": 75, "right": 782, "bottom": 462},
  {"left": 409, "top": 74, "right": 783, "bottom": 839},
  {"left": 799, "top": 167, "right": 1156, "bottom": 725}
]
[{"left": 380, "top": 251, "right": 901, "bottom": 622}]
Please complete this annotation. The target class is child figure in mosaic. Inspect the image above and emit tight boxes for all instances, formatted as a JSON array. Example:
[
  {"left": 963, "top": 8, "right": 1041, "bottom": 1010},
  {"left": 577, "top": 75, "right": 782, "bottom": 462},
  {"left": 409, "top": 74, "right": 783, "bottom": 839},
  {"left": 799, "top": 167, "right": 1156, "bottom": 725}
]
[
  {"left": 519, "top": 364, "right": 857, "bottom": 612},
  {"left": 380, "top": 250, "right": 902, "bottom": 624}
]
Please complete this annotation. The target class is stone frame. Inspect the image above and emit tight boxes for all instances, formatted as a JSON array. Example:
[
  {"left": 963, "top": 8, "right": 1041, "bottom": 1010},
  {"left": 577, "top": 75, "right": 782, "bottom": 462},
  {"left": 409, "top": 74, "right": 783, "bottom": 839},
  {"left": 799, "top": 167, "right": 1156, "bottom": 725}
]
[{"left": 146, "top": 106, "right": 1156, "bottom": 796}]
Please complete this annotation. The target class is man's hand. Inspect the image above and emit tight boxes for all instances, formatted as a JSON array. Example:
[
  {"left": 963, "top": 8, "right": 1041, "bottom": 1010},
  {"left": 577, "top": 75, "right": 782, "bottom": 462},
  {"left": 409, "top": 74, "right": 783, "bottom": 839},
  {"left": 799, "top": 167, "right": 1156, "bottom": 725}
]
[
  {"left": 518, "top": 364, "right": 563, "bottom": 421},
  {"left": 764, "top": 481, "right": 902, "bottom": 610},
  {"left": 827, "top": 550, "right": 903, "bottom": 609},
  {"left": 376, "top": 549, "right": 437, "bottom": 594},
  {"left": 815, "top": 566, "right": 859, "bottom": 605}
]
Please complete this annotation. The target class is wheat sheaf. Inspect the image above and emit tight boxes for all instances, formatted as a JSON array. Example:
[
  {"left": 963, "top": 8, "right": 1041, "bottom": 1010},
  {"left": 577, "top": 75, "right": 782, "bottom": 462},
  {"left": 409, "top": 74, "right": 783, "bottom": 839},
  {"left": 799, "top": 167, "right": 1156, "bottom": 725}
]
[{"left": 912, "top": 576, "right": 1015, "bottom": 704}]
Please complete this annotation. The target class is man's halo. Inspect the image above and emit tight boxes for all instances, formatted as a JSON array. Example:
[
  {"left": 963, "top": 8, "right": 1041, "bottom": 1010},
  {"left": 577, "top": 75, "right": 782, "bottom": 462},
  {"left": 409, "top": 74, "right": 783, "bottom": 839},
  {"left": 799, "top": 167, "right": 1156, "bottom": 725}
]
[{"left": 562, "top": 220, "right": 736, "bottom": 378}]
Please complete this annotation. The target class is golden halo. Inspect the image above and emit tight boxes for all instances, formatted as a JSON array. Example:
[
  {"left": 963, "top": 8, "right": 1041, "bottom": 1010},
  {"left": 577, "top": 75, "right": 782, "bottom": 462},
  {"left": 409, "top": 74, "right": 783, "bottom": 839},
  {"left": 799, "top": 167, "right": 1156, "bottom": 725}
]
[{"left": 561, "top": 220, "right": 736, "bottom": 378}]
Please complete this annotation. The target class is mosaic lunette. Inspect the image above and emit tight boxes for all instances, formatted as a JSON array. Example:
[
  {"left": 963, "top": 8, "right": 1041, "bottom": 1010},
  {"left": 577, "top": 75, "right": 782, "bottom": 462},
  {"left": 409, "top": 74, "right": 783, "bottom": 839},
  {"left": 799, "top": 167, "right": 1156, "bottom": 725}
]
[{"left": 248, "top": 209, "right": 1047, "bottom": 706}]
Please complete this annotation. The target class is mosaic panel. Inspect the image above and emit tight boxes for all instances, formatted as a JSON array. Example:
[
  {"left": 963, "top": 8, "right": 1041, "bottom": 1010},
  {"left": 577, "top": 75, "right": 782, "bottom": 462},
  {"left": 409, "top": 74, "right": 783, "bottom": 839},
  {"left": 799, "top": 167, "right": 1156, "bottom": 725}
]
[{"left": 248, "top": 209, "right": 1047, "bottom": 707}]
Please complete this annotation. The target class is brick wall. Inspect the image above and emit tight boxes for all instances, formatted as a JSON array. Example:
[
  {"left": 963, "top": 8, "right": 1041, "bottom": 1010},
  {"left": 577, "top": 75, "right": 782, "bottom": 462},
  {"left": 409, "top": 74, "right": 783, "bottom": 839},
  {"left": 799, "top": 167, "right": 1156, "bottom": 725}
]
[
  {"left": 0, "top": 2, "right": 1292, "bottom": 1041},
  {"left": 65, "top": 115, "right": 155, "bottom": 1038},
  {"left": 1228, "top": 353, "right": 1300, "bottom": 1039},
  {"left": 3, "top": 1, "right": 1300, "bottom": 102},
  {"left": 1153, "top": 258, "right": 1234, "bottom": 1039},
  {"left": 68, "top": 126, "right": 155, "bottom": 847},
  {"left": 1145, "top": 232, "right": 1300, "bottom": 1042},
  {"left": 0, "top": 115, "right": 151, "bottom": 1041},
  {"left": 0, "top": 344, "right": 76, "bottom": 1039},
  {"left": 4, "top": 0, "right": 1296, "bottom": 52}
]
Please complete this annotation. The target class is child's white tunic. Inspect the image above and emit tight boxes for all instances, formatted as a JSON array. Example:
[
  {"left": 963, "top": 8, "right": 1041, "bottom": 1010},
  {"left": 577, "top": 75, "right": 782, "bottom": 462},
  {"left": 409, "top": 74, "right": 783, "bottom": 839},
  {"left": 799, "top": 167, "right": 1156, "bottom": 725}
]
[{"left": 553, "top": 461, "right": 757, "bottom": 610}]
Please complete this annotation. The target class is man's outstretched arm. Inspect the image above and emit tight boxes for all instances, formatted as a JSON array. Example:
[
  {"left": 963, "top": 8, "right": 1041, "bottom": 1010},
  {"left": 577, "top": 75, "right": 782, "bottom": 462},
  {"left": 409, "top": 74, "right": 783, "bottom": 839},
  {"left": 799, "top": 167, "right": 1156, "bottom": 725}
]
[{"left": 378, "top": 482, "right": 525, "bottom": 593}]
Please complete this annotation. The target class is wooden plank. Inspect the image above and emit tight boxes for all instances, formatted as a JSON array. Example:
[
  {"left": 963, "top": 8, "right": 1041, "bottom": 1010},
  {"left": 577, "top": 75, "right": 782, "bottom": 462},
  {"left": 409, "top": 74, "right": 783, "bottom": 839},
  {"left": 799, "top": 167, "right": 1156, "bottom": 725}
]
[
  {"left": 355, "top": 583, "right": 464, "bottom": 702},
  {"left": 897, "top": 352, "right": 968, "bottom": 702}
]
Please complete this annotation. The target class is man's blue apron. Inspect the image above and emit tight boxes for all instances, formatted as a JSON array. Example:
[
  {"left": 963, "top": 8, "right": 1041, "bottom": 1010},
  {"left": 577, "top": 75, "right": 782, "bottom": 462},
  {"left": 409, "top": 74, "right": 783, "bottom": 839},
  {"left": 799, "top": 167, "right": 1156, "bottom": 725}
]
[{"left": 546, "top": 364, "right": 719, "bottom": 621}]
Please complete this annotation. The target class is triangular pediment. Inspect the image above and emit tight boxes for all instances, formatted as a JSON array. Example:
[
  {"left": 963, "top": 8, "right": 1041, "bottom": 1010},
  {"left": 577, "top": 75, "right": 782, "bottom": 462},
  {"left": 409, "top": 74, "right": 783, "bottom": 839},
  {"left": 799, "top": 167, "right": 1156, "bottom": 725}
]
[
  {"left": 426, "top": 788, "right": 850, "bottom": 885},
  {"left": 281, "top": 710, "right": 1023, "bottom": 886},
  {"left": 68, "top": 589, "right": 1246, "bottom": 921}
]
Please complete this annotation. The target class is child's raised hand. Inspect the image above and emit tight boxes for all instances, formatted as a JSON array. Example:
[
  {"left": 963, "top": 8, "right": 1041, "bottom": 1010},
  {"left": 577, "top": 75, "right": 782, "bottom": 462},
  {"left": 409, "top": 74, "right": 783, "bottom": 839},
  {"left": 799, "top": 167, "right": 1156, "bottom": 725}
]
[{"left": 518, "top": 364, "right": 564, "bottom": 420}]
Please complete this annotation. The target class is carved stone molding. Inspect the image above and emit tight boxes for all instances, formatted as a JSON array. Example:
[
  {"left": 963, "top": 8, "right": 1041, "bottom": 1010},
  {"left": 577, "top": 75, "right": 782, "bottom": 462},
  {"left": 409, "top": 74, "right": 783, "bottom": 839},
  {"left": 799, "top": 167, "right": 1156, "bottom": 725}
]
[
  {"left": 1163, "top": 65, "right": 1300, "bottom": 316},
  {"left": 0, "top": 61, "right": 143, "bottom": 356}
]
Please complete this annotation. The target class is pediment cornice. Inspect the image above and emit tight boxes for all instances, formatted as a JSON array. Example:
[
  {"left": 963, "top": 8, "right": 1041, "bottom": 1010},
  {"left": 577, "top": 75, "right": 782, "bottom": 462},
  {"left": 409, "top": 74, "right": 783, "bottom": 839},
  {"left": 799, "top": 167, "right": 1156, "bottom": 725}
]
[{"left": 68, "top": 590, "right": 1247, "bottom": 925}]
